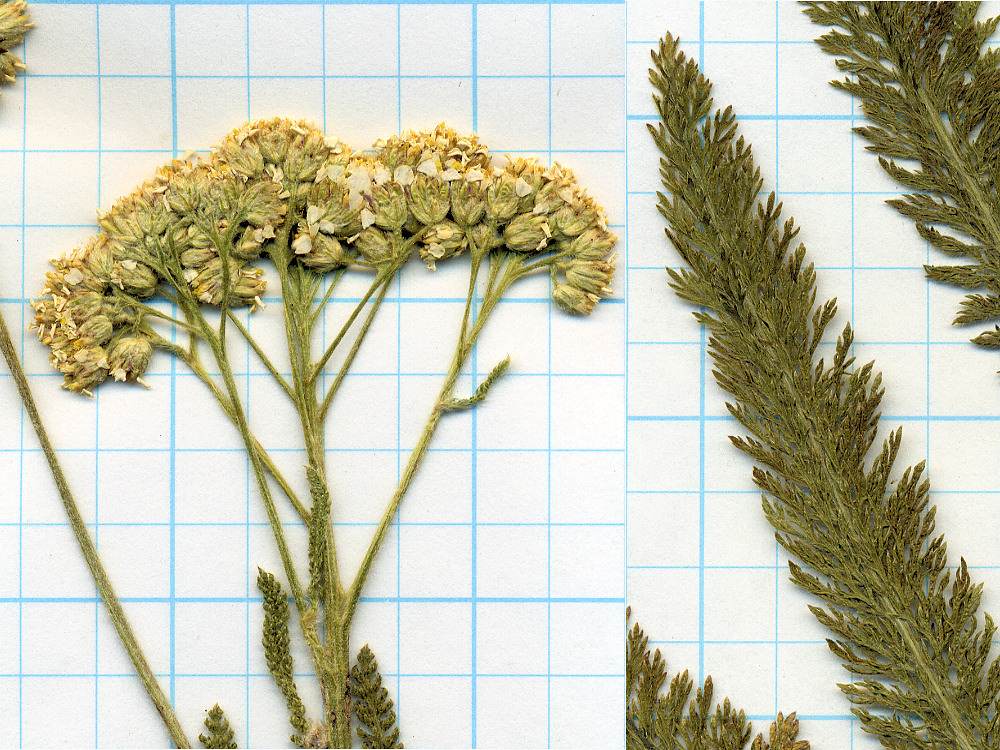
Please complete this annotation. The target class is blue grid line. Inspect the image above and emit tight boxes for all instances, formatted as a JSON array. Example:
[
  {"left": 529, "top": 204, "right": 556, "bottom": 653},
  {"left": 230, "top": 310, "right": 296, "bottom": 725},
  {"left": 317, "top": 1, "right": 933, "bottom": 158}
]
[
  {"left": 621, "top": 0, "right": 630, "bottom": 742},
  {"left": 18, "top": 7, "right": 27, "bottom": 744},
  {"left": 23, "top": 72, "right": 626, "bottom": 79},
  {"left": 470, "top": 5, "right": 478, "bottom": 743},
  {"left": 245, "top": 6, "right": 254, "bottom": 738},
  {"left": 13, "top": 520, "right": 626, "bottom": 529},
  {"left": 93, "top": 4, "right": 103, "bottom": 741},
  {"left": 395, "top": 4, "right": 402, "bottom": 734},
  {"left": 546, "top": 6, "right": 553, "bottom": 745},
  {"left": 6, "top": 595, "right": 624, "bottom": 605},
  {"left": 697, "top": 0, "right": 706, "bottom": 686},
  {"left": 26, "top": 0, "right": 626, "bottom": 4},
  {"left": 168, "top": 0, "right": 179, "bottom": 728},
  {"left": 773, "top": 6, "right": 780, "bottom": 716}
]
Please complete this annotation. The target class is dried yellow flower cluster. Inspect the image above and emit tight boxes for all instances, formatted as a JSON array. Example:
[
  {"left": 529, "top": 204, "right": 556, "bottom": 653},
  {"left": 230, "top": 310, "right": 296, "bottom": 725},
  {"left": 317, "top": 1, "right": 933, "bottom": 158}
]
[
  {"left": 33, "top": 118, "right": 616, "bottom": 393},
  {"left": 0, "top": 0, "right": 31, "bottom": 91}
]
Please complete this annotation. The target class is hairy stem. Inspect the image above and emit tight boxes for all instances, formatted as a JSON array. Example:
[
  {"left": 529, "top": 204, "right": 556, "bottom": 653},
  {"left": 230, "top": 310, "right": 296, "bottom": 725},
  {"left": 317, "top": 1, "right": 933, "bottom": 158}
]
[
  {"left": 345, "top": 250, "right": 520, "bottom": 625},
  {"left": 0, "top": 311, "right": 191, "bottom": 749}
]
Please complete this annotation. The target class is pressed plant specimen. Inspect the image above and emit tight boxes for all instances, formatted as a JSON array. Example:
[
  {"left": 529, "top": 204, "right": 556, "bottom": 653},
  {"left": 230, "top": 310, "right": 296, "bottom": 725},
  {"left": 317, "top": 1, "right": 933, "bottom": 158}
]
[
  {"left": 32, "top": 119, "right": 616, "bottom": 747},
  {"left": 804, "top": 2, "right": 1000, "bottom": 353},
  {"left": 647, "top": 31, "right": 1000, "bottom": 750},
  {"left": 626, "top": 609, "right": 808, "bottom": 750}
]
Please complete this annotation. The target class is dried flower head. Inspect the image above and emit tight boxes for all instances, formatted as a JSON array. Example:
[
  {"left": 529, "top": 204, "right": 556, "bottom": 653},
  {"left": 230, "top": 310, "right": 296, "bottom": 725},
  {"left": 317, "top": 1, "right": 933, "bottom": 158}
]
[
  {"left": 35, "top": 118, "right": 617, "bottom": 391},
  {"left": 0, "top": 0, "right": 31, "bottom": 94}
]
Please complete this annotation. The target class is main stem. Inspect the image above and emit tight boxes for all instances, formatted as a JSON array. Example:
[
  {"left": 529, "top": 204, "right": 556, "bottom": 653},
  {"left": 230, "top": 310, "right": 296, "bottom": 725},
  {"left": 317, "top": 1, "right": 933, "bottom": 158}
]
[
  {"left": 0, "top": 311, "right": 191, "bottom": 749},
  {"left": 281, "top": 264, "right": 352, "bottom": 748}
]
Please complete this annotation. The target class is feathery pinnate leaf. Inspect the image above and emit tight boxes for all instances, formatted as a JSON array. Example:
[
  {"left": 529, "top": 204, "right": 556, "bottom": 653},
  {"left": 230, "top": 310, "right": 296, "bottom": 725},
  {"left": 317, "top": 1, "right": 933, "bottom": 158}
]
[
  {"left": 626, "top": 608, "right": 807, "bottom": 750},
  {"left": 198, "top": 704, "right": 237, "bottom": 749},
  {"left": 257, "top": 567, "right": 309, "bottom": 746},
  {"left": 439, "top": 355, "right": 510, "bottom": 411},
  {"left": 305, "top": 466, "right": 330, "bottom": 604},
  {"left": 803, "top": 2, "right": 1000, "bottom": 348},
  {"left": 351, "top": 644, "right": 402, "bottom": 749},
  {"left": 649, "top": 32, "right": 1000, "bottom": 750}
]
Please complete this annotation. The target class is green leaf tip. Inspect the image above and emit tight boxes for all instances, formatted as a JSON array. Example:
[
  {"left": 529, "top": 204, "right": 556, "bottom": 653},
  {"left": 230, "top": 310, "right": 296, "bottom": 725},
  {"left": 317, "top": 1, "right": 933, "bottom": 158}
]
[
  {"left": 257, "top": 567, "right": 309, "bottom": 745},
  {"left": 198, "top": 703, "right": 237, "bottom": 749},
  {"left": 305, "top": 467, "right": 331, "bottom": 604},
  {"left": 439, "top": 355, "right": 511, "bottom": 412},
  {"left": 351, "top": 644, "right": 403, "bottom": 749},
  {"left": 650, "top": 24, "right": 1000, "bottom": 750},
  {"left": 626, "top": 608, "right": 807, "bottom": 750},
  {"left": 804, "top": 1, "right": 1000, "bottom": 355}
]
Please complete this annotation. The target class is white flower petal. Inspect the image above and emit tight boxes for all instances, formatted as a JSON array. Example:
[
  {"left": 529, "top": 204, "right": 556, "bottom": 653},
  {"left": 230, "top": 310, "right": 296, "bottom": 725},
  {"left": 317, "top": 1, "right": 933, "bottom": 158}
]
[
  {"left": 441, "top": 168, "right": 462, "bottom": 182},
  {"left": 307, "top": 204, "right": 324, "bottom": 226},
  {"left": 417, "top": 159, "right": 438, "bottom": 177},
  {"left": 465, "top": 168, "right": 484, "bottom": 183},
  {"left": 393, "top": 165, "right": 414, "bottom": 186},
  {"left": 292, "top": 234, "right": 313, "bottom": 255},
  {"left": 360, "top": 208, "right": 377, "bottom": 229},
  {"left": 514, "top": 177, "right": 532, "bottom": 197}
]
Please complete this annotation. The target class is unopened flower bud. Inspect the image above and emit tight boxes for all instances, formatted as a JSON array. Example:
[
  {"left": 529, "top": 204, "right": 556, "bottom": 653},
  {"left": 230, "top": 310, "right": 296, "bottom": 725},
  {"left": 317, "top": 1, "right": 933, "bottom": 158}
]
[
  {"left": 62, "top": 346, "right": 110, "bottom": 393},
  {"left": 419, "top": 220, "right": 467, "bottom": 266},
  {"left": 108, "top": 336, "right": 153, "bottom": 382},
  {"left": 565, "top": 259, "right": 614, "bottom": 298},
  {"left": 450, "top": 179, "right": 485, "bottom": 227},
  {"left": 485, "top": 174, "right": 519, "bottom": 223},
  {"left": 64, "top": 291, "right": 104, "bottom": 324},
  {"left": 77, "top": 314, "right": 114, "bottom": 346},
  {"left": 408, "top": 175, "right": 450, "bottom": 226},
  {"left": 299, "top": 234, "right": 347, "bottom": 273},
  {"left": 355, "top": 227, "right": 393, "bottom": 265},
  {"left": 180, "top": 247, "right": 216, "bottom": 268},
  {"left": 258, "top": 132, "right": 289, "bottom": 165},
  {"left": 190, "top": 257, "right": 266, "bottom": 306},
  {"left": 468, "top": 222, "right": 499, "bottom": 254},
  {"left": 115, "top": 259, "right": 160, "bottom": 298},
  {"left": 551, "top": 282, "right": 598, "bottom": 315},
  {"left": 564, "top": 227, "right": 617, "bottom": 261},
  {"left": 85, "top": 241, "right": 115, "bottom": 283},
  {"left": 549, "top": 203, "right": 598, "bottom": 239},
  {"left": 235, "top": 226, "right": 264, "bottom": 260},
  {"left": 371, "top": 182, "right": 409, "bottom": 230},
  {"left": 503, "top": 213, "right": 551, "bottom": 253}
]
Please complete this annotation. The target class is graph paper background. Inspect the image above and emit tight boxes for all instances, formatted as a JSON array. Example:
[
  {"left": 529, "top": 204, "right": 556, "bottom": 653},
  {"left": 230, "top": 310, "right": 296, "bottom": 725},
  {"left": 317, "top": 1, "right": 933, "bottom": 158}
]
[{"left": 2, "top": 1, "right": 999, "bottom": 748}]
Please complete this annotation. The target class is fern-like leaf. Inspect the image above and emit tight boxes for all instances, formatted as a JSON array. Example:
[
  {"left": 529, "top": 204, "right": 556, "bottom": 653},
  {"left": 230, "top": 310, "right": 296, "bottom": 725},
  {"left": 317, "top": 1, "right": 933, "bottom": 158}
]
[
  {"left": 626, "top": 608, "right": 807, "bottom": 750},
  {"left": 257, "top": 567, "right": 309, "bottom": 746},
  {"left": 351, "top": 644, "right": 402, "bottom": 749},
  {"left": 649, "top": 32, "right": 1000, "bottom": 750},
  {"left": 198, "top": 704, "right": 237, "bottom": 749},
  {"left": 803, "top": 2, "right": 1000, "bottom": 349},
  {"left": 305, "top": 466, "right": 331, "bottom": 604}
]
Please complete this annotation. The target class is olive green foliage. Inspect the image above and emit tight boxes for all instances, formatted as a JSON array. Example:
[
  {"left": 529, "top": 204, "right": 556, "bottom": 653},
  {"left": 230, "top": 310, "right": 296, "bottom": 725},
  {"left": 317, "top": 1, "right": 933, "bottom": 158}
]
[
  {"left": 649, "top": 32, "right": 1000, "bottom": 750},
  {"left": 350, "top": 645, "right": 402, "bottom": 749},
  {"left": 626, "top": 609, "right": 807, "bottom": 750},
  {"left": 198, "top": 704, "right": 237, "bottom": 749},
  {"left": 258, "top": 568, "right": 309, "bottom": 746},
  {"left": 804, "top": 2, "right": 1000, "bottom": 349}
]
